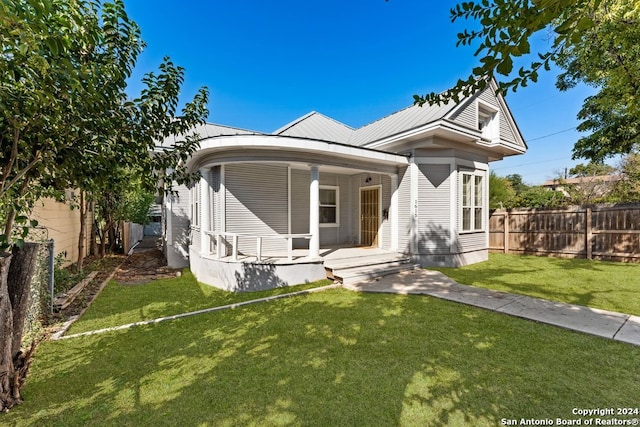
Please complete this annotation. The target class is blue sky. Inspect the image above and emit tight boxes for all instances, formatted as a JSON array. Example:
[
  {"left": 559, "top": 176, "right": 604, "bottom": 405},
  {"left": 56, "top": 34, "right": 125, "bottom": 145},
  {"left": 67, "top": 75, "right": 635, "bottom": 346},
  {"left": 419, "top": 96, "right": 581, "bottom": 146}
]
[{"left": 123, "top": 0, "right": 605, "bottom": 185}]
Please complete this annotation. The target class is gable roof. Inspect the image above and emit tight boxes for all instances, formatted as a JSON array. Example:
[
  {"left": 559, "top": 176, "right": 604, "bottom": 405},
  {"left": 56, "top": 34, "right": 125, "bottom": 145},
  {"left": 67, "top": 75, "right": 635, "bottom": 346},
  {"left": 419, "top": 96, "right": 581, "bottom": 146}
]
[
  {"left": 270, "top": 80, "right": 525, "bottom": 152},
  {"left": 270, "top": 101, "right": 458, "bottom": 147},
  {"left": 191, "top": 79, "right": 526, "bottom": 158},
  {"left": 273, "top": 111, "right": 354, "bottom": 143}
]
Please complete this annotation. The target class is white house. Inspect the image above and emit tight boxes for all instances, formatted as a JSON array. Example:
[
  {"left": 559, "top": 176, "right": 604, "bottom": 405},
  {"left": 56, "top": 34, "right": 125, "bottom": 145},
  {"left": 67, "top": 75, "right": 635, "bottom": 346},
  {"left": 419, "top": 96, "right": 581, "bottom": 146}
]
[{"left": 163, "top": 80, "right": 527, "bottom": 291}]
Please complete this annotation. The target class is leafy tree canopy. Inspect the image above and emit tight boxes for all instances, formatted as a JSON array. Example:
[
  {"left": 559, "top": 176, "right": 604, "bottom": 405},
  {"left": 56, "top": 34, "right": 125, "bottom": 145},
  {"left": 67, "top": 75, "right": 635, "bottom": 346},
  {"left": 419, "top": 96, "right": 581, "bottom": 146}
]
[
  {"left": 489, "top": 171, "right": 515, "bottom": 209},
  {"left": 414, "top": 0, "right": 640, "bottom": 162},
  {"left": 569, "top": 162, "right": 616, "bottom": 177},
  {"left": 0, "top": 0, "right": 209, "bottom": 246}
]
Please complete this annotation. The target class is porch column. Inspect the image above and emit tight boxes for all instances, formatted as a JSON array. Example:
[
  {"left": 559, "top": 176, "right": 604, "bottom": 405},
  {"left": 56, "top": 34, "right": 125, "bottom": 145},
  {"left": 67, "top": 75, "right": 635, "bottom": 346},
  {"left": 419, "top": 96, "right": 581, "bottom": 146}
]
[
  {"left": 309, "top": 165, "right": 320, "bottom": 259},
  {"left": 390, "top": 173, "right": 399, "bottom": 251},
  {"left": 200, "top": 168, "right": 211, "bottom": 255}
]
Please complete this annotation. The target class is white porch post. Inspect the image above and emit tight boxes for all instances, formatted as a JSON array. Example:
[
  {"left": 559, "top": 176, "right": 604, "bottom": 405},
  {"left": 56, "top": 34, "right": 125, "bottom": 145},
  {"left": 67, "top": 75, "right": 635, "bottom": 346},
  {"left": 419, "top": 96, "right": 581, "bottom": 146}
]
[
  {"left": 309, "top": 165, "right": 320, "bottom": 259},
  {"left": 390, "top": 173, "right": 399, "bottom": 252},
  {"left": 200, "top": 168, "right": 211, "bottom": 255}
]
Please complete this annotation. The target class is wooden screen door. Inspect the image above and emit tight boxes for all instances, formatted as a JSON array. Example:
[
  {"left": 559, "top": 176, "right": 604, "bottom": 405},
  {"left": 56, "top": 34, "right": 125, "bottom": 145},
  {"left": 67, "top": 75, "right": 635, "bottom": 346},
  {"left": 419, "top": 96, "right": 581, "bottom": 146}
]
[{"left": 360, "top": 187, "right": 380, "bottom": 247}]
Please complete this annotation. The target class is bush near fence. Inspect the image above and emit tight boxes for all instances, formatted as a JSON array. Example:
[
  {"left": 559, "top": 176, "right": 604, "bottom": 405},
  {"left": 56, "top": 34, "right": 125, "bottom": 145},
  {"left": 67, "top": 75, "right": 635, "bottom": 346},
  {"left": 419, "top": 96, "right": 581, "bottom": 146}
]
[{"left": 489, "top": 204, "right": 640, "bottom": 262}]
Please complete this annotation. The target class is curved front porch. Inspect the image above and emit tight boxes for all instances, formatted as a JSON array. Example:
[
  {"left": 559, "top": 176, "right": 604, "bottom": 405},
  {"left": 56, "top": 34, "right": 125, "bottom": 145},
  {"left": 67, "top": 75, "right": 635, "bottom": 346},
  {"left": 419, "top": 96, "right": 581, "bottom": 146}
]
[{"left": 189, "top": 245, "right": 411, "bottom": 291}]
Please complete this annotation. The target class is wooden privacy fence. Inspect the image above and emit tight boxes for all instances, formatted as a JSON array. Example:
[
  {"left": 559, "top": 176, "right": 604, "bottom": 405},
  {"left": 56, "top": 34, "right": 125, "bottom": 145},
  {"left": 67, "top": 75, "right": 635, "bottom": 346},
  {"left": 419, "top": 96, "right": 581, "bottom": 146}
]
[{"left": 489, "top": 204, "right": 640, "bottom": 262}]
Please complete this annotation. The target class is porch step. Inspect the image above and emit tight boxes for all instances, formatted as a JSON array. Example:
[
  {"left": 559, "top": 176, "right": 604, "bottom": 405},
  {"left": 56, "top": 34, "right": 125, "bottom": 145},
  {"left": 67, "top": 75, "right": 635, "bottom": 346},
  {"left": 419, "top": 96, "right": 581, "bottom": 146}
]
[{"left": 324, "top": 254, "right": 418, "bottom": 285}]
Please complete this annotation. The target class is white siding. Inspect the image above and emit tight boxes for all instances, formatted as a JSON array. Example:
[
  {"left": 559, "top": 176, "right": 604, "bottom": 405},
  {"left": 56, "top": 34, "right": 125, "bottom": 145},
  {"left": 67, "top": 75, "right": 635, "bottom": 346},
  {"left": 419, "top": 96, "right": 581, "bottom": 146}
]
[
  {"left": 225, "top": 163, "right": 288, "bottom": 253},
  {"left": 188, "top": 182, "right": 201, "bottom": 250},
  {"left": 211, "top": 166, "right": 221, "bottom": 232},
  {"left": 499, "top": 111, "right": 517, "bottom": 144},
  {"left": 290, "top": 168, "right": 309, "bottom": 248},
  {"left": 397, "top": 166, "right": 412, "bottom": 253},
  {"left": 449, "top": 86, "right": 518, "bottom": 145},
  {"left": 448, "top": 98, "right": 477, "bottom": 129},
  {"left": 381, "top": 174, "right": 391, "bottom": 249},
  {"left": 417, "top": 164, "right": 451, "bottom": 255},
  {"left": 167, "top": 184, "right": 190, "bottom": 268}
]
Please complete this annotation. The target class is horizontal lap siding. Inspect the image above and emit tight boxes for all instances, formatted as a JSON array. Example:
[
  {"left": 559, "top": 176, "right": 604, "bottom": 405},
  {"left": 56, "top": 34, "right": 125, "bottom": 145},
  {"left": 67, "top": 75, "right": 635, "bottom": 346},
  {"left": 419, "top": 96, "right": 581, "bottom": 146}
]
[
  {"left": 211, "top": 166, "right": 220, "bottom": 233},
  {"left": 173, "top": 184, "right": 192, "bottom": 250},
  {"left": 417, "top": 164, "right": 451, "bottom": 254},
  {"left": 457, "top": 233, "right": 486, "bottom": 253},
  {"left": 449, "top": 98, "right": 477, "bottom": 129},
  {"left": 225, "top": 164, "right": 288, "bottom": 253},
  {"left": 290, "top": 169, "right": 309, "bottom": 248},
  {"left": 398, "top": 166, "right": 411, "bottom": 253},
  {"left": 381, "top": 174, "right": 391, "bottom": 249}
]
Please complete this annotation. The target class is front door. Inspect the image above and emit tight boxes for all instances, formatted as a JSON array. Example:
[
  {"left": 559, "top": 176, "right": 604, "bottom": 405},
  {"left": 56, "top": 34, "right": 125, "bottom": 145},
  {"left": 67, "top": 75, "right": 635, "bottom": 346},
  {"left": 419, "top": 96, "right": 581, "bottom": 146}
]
[{"left": 360, "top": 186, "right": 380, "bottom": 247}]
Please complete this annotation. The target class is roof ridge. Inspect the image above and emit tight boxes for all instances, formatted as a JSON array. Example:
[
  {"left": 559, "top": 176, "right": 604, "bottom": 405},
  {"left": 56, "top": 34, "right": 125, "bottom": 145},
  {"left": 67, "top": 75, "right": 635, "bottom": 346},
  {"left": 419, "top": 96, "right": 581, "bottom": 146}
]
[{"left": 273, "top": 111, "right": 354, "bottom": 135}]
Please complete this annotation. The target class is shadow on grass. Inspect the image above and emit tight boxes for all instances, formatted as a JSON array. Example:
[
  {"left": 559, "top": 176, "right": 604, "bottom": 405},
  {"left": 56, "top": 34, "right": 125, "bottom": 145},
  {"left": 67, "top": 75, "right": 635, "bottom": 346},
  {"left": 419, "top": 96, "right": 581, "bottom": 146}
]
[
  {"left": 432, "top": 253, "right": 640, "bottom": 315},
  {"left": 67, "top": 271, "right": 332, "bottom": 335},
  {"left": 9, "top": 289, "right": 640, "bottom": 426}
]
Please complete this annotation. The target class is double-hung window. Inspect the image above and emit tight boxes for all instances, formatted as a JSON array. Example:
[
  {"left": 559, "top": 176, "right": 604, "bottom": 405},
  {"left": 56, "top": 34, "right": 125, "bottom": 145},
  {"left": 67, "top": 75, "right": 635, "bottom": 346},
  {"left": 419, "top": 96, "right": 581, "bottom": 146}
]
[
  {"left": 319, "top": 186, "right": 339, "bottom": 226},
  {"left": 461, "top": 173, "right": 484, "bottom": 232}
]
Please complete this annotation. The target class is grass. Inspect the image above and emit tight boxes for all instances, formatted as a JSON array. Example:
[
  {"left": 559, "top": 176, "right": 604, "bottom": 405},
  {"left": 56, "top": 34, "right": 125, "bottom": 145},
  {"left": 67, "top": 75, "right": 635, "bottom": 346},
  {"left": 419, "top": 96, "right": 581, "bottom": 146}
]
[
  {"left": 6, "top": 284, "right": 639, "bottom": 426},
  {"left": 431, "top": 253, "right": 640, "bottom": 316},
  {"left": 66, "top": 271, "right": 332, "bottom": 335}
]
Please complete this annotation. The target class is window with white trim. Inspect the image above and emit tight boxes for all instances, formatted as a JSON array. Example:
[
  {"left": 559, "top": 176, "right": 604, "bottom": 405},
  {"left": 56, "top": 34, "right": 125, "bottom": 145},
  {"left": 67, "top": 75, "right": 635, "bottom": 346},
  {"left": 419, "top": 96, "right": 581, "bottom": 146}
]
[
  {"left": 319, "top": 186, "right": 339, "bottom": 226},
  {"left": 461, "top": 172, "right": 484, "bottom": 232},
  {"left": 191, "top": 183, "right": 200, "bottom": 228},
  {"left": 477, "top": 101, "right": 499, "bottom": 142}
]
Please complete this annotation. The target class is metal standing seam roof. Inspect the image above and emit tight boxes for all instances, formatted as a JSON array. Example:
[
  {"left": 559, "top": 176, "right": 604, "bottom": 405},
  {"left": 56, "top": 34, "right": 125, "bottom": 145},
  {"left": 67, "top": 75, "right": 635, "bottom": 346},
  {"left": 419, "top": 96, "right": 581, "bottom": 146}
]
[
  {"left": 273, "top": 111, "right": 354, "bottom": 144},
  {"left": 348, "top": 100, "right": 458, "bottom": 146},
  {"left": 155, "top": 123, "right": 263, "bottom": 149},
  {"left": 269, "top": 100, "right": 459, "bottom": 147}
]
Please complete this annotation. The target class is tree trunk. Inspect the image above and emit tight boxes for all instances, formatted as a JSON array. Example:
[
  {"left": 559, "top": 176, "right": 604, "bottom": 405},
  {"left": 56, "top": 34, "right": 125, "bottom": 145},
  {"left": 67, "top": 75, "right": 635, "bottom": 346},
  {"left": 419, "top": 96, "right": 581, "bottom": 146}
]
[
  {"left": 77, "top": 191, "right": 86, "bottom": 272},
  {"left": 8, "top": 243, "right": 39, "bottom": 358},
  {"left": 0, "top": 243, "right": 39, "bottom": 412},
  {"left": 109, "top": 221, "right": 118, "bottom": 253},
  {"left": 0, "top": 252, "right": 15, "bottom": 412},
  {"left": 99, "top": 218, "right": 110, "bottom": 258},
  {"left": 90, "top": 205, "right": 98, "bottom": 256}
]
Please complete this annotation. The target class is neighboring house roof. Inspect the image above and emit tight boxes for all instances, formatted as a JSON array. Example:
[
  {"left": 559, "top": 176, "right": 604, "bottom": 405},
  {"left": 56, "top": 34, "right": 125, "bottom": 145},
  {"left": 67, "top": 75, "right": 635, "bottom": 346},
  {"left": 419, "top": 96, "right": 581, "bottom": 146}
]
[
  {"left": 542, "top": 175, "right": 619, "bottom": 199},
  {"left": 542, "top": 175, "right": 620, "bottom": 187}
]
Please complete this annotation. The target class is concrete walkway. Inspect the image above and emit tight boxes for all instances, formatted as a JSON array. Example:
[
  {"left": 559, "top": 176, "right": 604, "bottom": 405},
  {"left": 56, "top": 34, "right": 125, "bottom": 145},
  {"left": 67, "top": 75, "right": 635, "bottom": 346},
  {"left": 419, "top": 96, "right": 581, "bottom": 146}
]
[{"left": 345, "top": 269, "right": 640, "bottom": 346}]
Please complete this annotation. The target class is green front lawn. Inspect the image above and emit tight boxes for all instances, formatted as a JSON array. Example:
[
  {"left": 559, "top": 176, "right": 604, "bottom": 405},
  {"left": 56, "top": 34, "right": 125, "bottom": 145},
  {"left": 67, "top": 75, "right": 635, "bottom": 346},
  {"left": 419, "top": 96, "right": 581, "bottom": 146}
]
[
  {"left": 7, "top": 281, "right": 640, "bottom": 426},
  {"left": 67, "top": 271, "right": 332, "bottom": 335},
  {"left": 432, "top": 253, "right": 640, "bottom": 316}
]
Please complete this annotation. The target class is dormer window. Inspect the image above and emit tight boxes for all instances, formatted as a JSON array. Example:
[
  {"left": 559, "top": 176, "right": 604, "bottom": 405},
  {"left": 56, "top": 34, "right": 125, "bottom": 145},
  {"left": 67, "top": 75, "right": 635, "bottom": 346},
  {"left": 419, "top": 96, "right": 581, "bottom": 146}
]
[{"left": 477, "top": 101, "right": 499, "bottom": 142}]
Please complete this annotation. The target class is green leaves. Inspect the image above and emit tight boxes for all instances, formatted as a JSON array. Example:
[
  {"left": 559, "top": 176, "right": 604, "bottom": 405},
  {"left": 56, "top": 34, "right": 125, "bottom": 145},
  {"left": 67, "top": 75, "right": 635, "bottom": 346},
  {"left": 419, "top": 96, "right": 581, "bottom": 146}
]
[
  {"left": 418, "top": 0, "right": 640, "bottom": 163},
  {"left": 1, "top": 0, "right": 208, "bottom": 246}
]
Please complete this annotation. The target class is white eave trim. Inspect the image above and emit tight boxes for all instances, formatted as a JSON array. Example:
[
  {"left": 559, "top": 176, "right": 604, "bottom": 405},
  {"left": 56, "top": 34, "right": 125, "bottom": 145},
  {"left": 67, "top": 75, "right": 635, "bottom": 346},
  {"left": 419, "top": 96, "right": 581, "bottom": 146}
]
[
  {"left": 365, "top": 119, "right": 526, "bottom": 156},
  {"left": 188, "top": 134, "right": 410, "bottom": 170}
]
